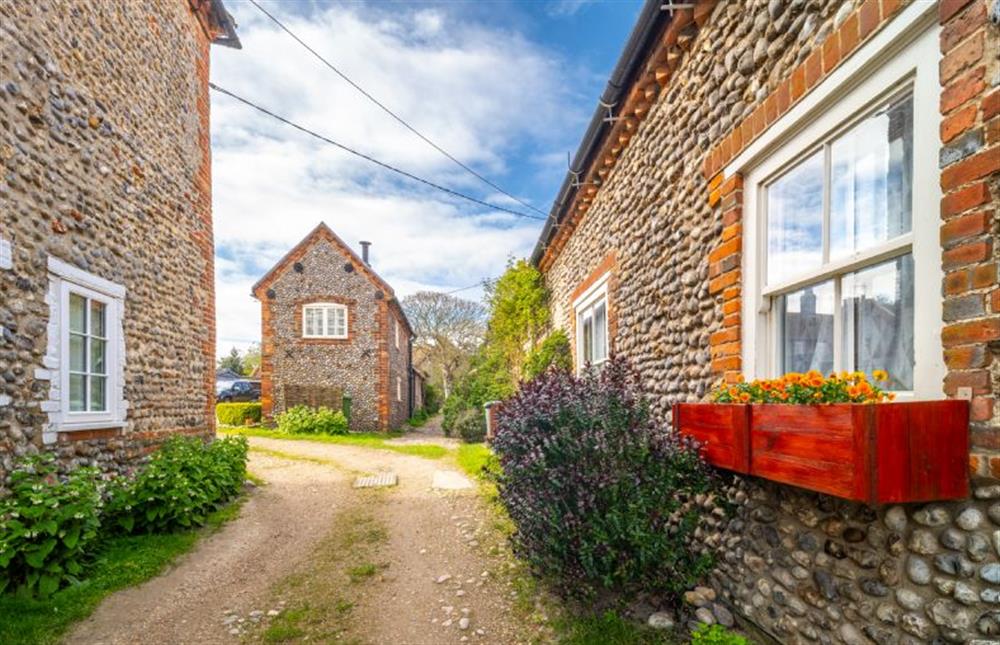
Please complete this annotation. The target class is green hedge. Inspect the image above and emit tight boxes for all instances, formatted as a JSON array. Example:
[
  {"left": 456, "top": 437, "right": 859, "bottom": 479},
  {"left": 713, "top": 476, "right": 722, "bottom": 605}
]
[{"left": 216, "top": 402, "right": 262, "bottom": 426}]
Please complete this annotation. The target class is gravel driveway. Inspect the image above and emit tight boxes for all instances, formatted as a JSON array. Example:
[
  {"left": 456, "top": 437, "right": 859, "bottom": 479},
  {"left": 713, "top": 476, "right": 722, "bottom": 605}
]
[{"left": 65, "top": 436, "right": 527, "bottom": 645}]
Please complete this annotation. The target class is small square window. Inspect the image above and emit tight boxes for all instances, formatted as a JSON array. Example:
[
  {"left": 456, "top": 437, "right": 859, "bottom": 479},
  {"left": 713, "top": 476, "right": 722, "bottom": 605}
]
[{"left": 302, "top": 303, "right": 348, "bottom": 339}]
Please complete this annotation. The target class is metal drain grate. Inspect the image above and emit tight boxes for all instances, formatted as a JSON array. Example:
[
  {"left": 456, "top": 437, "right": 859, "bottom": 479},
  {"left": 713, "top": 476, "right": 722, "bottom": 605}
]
[{"left": 353, "top": 472, "right": 398, "bottom": 488}]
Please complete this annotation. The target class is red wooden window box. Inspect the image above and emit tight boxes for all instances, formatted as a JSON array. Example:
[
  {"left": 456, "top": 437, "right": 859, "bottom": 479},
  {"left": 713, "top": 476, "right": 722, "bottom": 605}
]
[{"left": 673, "top": 401, "right": 969, "bottom": 504}]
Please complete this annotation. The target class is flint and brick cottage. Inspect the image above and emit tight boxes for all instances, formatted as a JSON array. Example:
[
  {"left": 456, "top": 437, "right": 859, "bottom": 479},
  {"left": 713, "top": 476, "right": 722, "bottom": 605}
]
[
  {"left": 254, "top": 223, "right": 416, "bottom": 431},
  {"left": 0, "top": 1, "right": 239, "bottom": 484},
  {"left": 535, "top": 0, "right": 1000, "bottom": 640}
]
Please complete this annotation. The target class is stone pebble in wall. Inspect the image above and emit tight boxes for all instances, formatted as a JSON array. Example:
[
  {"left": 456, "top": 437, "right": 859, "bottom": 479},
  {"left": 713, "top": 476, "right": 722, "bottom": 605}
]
[{"left": 702, "top": 477, "right": 1000, "bottom": 643}]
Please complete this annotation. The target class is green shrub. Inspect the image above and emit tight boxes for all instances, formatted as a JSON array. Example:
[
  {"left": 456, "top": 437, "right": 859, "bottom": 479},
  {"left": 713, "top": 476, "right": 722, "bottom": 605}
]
[
  {"left": 455, "top": 408, "right": 487, "bottom": 443},
  {"left": 690, "top": 624, "right": 748, "bottom": 645},
  {"left": 407, "top": 407, "right": 429, "bottom": 427},
  {"left": 423, "top": 383, "right": 443, "bottom": 415},
  {"left": 105, "top": 436, "right": 248, "bottom": 534},
  {"left": 276, "top": 405, "right": 348, "bottom": 435},
  {"left": 523, "top": 329, "right": 572, "bottom": 381},
  {"left": 441, "top": 393, "right": 473, "bottom": 437},
  {"left": 0, "top": 455, "right": 103, "bottom": 597},
  {"left": 216, "top": 402, "right": 262, "bottom": 426},
  {"left": 493, "top": 358, "right": 714, "bottom": 600}
]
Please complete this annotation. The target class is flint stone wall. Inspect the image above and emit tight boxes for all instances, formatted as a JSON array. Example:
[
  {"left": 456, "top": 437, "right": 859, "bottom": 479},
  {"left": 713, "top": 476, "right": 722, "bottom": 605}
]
[
  {"left": 542, "top": 0, "right": 1000, "bottom": 641},
  {"left": 263, "top": 240, "right": 383, "bottom": 431},
  {"left": 0, "top": 0, "right": 216, "bottom": 484}
]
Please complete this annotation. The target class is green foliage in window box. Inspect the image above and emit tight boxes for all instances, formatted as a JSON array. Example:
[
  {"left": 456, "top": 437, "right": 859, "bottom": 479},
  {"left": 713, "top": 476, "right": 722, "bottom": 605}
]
[
  {"left": 276, "top": 405, "right": 349, "bottom": 435},
  {"left": 0, "top": 456, "right": 103, "bottom": 597},
  {"left": 105, "top": 436, "right": 248, "bottom": 535},
  {"left": 216, "top": 402, "right": 262, "bottom": 426}
]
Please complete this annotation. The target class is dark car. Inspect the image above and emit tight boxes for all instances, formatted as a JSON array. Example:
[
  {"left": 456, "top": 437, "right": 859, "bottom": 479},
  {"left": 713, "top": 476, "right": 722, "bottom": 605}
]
[{"left": 217, "top": 380, "right": 261, "bottom": 403}]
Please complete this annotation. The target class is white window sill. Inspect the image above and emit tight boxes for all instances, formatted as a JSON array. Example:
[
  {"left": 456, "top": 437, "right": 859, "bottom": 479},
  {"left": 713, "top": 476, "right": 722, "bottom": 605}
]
[{"left": 56, "top": 420, "right": 127, "bottom": 432}]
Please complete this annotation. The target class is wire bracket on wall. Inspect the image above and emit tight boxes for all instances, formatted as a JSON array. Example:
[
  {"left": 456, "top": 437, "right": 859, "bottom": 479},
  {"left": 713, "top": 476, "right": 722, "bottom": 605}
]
[
  {"left": 567, "top": 151, "right": 599, "bottom": 190},
  {"left": 660, "top": 2, "right": 695, "bottom": 16},
  {"left": 599, "top": 99, "right": 623, "bottom": 125}
]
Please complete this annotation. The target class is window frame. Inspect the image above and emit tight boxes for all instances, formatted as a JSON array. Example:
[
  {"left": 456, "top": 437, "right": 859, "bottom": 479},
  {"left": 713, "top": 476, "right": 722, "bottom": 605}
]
[
  {"left": 49, "top": 257, "right": 127, "bottom": 431},
  {"left": 740, "top": 18, "right": 943, "bottom": 399},
  {"left": 396, "top": 376, "right": 403, "bottom": 402},
  {"left": 572, "top": 271, "right": 610, "bottom": 374},
  {"left": 301, "top": 303, "right": 348, "bottom": 339}
]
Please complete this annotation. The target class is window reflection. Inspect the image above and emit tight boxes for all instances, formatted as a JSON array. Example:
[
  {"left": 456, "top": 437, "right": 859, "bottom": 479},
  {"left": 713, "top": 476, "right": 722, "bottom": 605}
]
[
  {"left": 830, "top": 95, "right": 913, "bottom": 258},
  {"left": 766, "top": 151, "right": 824, "bottom": 285},
  {"left": 842, "top": 255, "right": 914, "bottom": 390},
  {"left": 779, "top": 281, "right": 835, "bottom": 376}
]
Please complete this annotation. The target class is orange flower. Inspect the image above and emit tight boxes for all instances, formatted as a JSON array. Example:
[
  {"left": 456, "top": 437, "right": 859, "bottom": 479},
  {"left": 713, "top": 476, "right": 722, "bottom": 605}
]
[
  {"left": 847, "top": 384, "right": 861, "bottom": 398},
  {"left": 785, "top": 373, "right": 802, "bottom": 385},
  {"left": 739, "top": 392, "right": 751, "bottom": 403},
  {"left": 873, "top": 369, "right": 889, "bottom": 382},
  {"left": 807, "top": 373, "right": 824, "bottom": 388}
]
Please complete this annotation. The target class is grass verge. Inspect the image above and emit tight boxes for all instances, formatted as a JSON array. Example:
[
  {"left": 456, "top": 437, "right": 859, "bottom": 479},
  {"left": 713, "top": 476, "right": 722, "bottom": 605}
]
[
  {"left": 555, "top": 610, "right": 676, "bottom": 645},
  {"left": 0, "top": 496, "right": 247, "bottom": 645},
  {"left": 455, "top": 442, "right": 494, "bottom": 479},
  {"left": 222, "top": 427, "right": 448, "bottom": 459},
  {"left": 254, "top": 503, "right": 388, "bottom": 644}
]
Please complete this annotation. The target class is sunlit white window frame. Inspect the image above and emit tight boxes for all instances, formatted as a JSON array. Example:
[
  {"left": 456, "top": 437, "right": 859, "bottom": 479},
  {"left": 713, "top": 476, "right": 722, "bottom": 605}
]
[
  {"left": 734, "top": 6, "right": 943, "bottom": 399},
  {"left": 396, "top": 376, "right": 403, "bottom": 402},
  {"left": 302, "top": 303, "right": 348, "bottom": 339},
  {"left": 49, "top": 257, "right": 126, "bottom": 431},
  {"left": 572, "top": 271, "right": 610, "bottom": 374}
]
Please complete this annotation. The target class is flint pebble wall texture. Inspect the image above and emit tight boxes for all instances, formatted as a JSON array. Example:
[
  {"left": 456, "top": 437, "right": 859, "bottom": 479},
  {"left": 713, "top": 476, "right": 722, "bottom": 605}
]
[
  {"left": 256, "top": 233, "right": 413, "bottom": 431},
  {"left": 0, "top": 0, "right": 219, "bottom": 485},
  {"left": 541, "top": 0, "right": 1000, "bottom": 640}
]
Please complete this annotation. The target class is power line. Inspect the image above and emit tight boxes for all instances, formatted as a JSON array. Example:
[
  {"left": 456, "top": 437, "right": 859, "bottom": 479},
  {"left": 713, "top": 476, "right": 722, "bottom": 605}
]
[
  {"left": 247, "top": 0, "right": 550, "bottom": 219},
  {"left": 210, "top": 83, "right": 546, "bottom": 221},
  {"left": 442, "top": 280, "right": 489, "bottom": 295}
]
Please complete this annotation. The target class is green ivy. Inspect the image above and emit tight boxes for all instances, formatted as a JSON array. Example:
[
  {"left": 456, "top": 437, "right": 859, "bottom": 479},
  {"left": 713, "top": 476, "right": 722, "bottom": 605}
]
[
  {"left": 523, "top": 329, "right": 572, "bottom": 380},
  {"left": 0, "top": 456, "right": 103, "bottom": 597}
]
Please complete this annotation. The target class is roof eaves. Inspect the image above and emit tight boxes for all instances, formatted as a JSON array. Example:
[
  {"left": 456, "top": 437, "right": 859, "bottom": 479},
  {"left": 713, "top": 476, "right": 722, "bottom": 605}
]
[{"left": 530, "top": 0, "right": 672, "bottom": 267}]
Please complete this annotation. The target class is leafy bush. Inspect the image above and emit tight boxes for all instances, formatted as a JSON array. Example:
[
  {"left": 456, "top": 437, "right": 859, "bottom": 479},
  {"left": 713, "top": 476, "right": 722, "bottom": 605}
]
[
  {"left": 493, "top": 358, "right": 713, "bottom": 599},
  {"left": 407, "top": 407, "right": 429, "bottom": 427},
  {"left": 0, "top": 455, "right": 103, "bottom": 597},
  {"left": 216, "top": 402, "right": 262, "bottom": 426},
  {"left": 691, "top": 624, "right": 749, "bottom": 645},
  {"left": 523, "top": 329, "right": 572, "bottom": 381},
  {"left": 423, "top": 383, "right": 443, "bottom": 415},
  {"left": 441, "top": 394, "right": 465, "bottom": 437},
  {"left": 455, "top": 408, "right": 487, "bottom": 443},
  {"left": 105, "top": 436, "right": 247, "bottom": 534},
  {"left": 276, "top": 405, "right": 348, "bottom": 435}
]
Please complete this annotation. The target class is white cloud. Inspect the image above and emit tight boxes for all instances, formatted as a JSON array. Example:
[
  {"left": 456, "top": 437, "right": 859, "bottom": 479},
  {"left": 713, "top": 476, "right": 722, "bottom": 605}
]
[{"left": 210, "top": 3, "right": 587, "bottom": 355}]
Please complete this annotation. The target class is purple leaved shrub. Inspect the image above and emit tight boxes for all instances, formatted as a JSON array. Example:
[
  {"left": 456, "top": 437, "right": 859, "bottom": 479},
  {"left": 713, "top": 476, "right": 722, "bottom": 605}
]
[{"left": 492, "top": 357, "right": 714, "bottom": 600}]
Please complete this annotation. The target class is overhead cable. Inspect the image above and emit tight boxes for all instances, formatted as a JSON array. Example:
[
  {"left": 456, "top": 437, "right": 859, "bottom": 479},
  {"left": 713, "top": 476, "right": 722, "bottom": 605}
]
[
  {"left": 247, "top": 0, "right": 549, "bottom": 219},
  {"left": 210, "top": 83, "right": 546, "bottom": 221}
]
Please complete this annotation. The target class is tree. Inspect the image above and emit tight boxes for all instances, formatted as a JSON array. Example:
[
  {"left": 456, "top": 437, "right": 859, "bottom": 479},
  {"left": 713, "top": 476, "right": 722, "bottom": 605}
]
[
  {"left": 241, "top": 343, "right": 261, "bottom": 376},
  {"left": 218, "top": 347, "right": 243, "bottom": 373},
  {"left": 482, "top": 258, "right": 550, "bottom": 384},
  {"left": 402, "top": 291, "right": 486, "bottom": 398}
]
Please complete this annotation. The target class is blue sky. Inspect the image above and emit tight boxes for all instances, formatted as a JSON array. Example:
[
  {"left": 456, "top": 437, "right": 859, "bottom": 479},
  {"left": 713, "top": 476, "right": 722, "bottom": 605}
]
[{"left": 210, "top": 0, "right": 642, "bottom": 355}]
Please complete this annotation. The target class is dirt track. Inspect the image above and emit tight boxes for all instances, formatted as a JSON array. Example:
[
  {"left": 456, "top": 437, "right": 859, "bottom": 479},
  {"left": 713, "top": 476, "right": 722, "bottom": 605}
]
[{"left": 66, "top": 436, "right": 526, "bottom": 645}]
